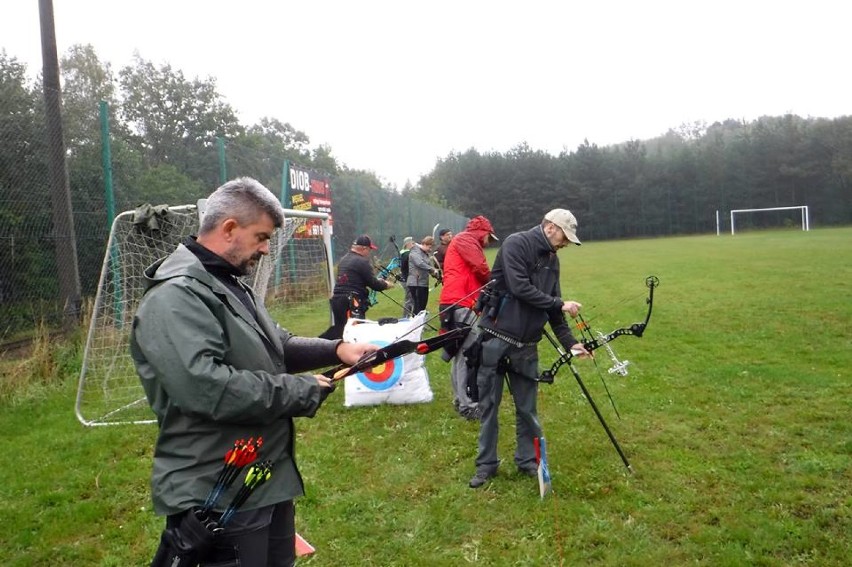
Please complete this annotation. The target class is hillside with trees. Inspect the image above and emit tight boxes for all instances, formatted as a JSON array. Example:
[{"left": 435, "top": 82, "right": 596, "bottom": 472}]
[{"left": 414, "top": 117, "right": 852, "bottom": 241}]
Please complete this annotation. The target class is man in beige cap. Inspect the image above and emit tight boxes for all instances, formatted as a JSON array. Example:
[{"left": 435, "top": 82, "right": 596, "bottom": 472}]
[
  {"left": 467, "top": 209, "right": 589, "bottom": 489},
  {"left": 543, "top": 208, "right": 582, "bottom": 246}
]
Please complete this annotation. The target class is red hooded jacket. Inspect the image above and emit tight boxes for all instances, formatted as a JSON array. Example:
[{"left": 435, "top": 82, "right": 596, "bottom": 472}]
[{"left": 438, "top": 216, "right": 496, "bottom": 308}]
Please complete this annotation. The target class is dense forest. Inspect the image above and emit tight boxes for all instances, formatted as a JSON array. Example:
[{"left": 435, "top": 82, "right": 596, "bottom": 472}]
[
  {"left": 413, "top": 118, "right": 852, "bottom": 241},
  {"left": 1, "top": 44, "right": 850, "bottom": 334}
]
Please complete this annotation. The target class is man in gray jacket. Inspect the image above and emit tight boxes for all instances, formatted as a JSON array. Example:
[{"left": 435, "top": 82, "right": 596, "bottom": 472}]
[
  {"left": 131, "top": 177, "right": 376, "bottom": 566},
  {"left": 406, "top": 235, "right": 440, "bottom": 315}
]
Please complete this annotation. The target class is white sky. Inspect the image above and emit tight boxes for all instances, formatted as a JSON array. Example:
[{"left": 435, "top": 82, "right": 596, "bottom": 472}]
[{"left": 2, "top": 0, "right": 848, "bottom": 188}]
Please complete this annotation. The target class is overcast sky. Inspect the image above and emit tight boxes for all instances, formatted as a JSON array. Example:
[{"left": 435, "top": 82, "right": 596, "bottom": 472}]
[{"left": 2, "top": 0, "right": 848, "bottom": 188}]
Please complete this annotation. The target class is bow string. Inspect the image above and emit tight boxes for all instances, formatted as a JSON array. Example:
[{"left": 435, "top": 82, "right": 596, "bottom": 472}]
[{"left": 541, "top": 275, "right": 659, "bottom": 384}]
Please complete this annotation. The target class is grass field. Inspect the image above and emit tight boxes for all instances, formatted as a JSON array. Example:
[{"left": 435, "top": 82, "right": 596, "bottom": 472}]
[{"left": 1, "top": 227, "right": 850, "bottom": 566}]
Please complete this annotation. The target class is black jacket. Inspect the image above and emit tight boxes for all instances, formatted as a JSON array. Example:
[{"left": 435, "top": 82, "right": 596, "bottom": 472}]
[
  {"left": 331, "top": 250, "right": 388, "bottom": 303},
  {"left": 478, "top": 225, "right": 578, "bottom": 349},
  {"left": 399, "top": 249, "right": 410, "bottom": 280}
]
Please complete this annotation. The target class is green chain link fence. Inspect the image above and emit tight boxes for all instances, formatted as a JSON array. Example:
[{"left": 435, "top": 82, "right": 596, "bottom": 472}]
[{"left": 0, "top": 93, "right": 466, "bottom": 342}]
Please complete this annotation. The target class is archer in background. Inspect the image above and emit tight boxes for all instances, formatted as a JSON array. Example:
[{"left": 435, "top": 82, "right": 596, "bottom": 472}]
[
  {"left": 434, "top": 227, "right": 453, "bottom": 271},
  {"left": 467, "top": 209, "right": 590, "bottom": 489},
  {"left": 438, "top": 215, "right": 498, "bottom": 421},
  {"left": 399, "top": 236, "right": 415, "bottom": 316},
  {"left": 406, "top": 235, "right": 441, "bottom": 316},
  {"left": 319, "top": 235, "right": 391, "bottom": 340}
]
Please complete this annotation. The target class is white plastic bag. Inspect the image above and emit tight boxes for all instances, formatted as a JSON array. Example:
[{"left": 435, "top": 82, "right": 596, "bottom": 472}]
[{"left": 341, "top": 312, "right": 433, "bottom": 407}]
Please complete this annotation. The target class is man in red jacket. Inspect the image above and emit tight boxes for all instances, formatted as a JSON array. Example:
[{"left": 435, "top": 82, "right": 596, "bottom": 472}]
[{"left": 438, "top": 215, "right": 498, "bottom": 420}]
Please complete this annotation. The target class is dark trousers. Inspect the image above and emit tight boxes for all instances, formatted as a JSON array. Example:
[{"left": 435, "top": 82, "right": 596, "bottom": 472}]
[
  {"left": 319, "top": 295, "right": 350, "bottom": 340},
  {"left": 409, "top": 286, "right": 429, "bottom": 315},
  {"left": 156, "top": 501, "right": 296, "bottom": 567},
  {"left": 320, "top": 293, "right": 369, "bottom": 340}
]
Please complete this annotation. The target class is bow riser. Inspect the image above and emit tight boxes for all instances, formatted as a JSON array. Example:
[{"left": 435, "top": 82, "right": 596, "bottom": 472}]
[
  {"left": 540, "top": 275, "right": 658, "bottom": 383},
  {"left": 325, "top": 326, "right": 471, "bottom": 382}
]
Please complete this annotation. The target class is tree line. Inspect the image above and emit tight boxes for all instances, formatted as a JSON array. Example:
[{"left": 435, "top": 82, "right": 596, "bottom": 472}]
[{"left": 412, "top": 117, "right": 852, "bottom": 241}]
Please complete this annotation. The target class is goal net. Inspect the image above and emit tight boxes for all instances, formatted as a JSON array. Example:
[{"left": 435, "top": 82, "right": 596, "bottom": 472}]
[
  {"left": 729, "top": 206, "right": 810, "bottom": 235},
  {"left": 75, "top": 203, "right": 333, "bottom": 426}
]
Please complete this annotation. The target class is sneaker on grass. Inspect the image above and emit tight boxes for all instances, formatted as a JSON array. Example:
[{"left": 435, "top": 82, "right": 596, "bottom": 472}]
[{"left": 469, "top": 470, "right": 495, "bottom": 488}]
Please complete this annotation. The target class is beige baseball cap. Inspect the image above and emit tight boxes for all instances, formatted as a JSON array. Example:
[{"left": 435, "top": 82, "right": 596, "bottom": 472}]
[{"left": 544, "top": 209, "right": 581, "bottom": 245}]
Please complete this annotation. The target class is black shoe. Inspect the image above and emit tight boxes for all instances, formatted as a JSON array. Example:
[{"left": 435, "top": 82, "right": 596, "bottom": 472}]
[
  {"left": 469, "top": 471, "right": 494, "bottom": 488},
  {"left": 518, "top": 467, "right": 537, "bottom": 478}
]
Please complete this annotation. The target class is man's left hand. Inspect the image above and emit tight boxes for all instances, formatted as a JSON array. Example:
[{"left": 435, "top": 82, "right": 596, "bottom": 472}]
[
  {"left": 570, "top": 342, "right": 593, "bottom": 359},
  {"left": 336, "top": 341, "right": 380, "bottom": 365}
]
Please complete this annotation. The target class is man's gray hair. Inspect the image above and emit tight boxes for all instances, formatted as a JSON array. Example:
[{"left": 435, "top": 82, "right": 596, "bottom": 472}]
[{"left": 199, "top": 177, "right": 285, "bottom": 234}]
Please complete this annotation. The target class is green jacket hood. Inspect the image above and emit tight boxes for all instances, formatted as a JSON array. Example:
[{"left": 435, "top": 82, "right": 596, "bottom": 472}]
[{"left": 143, "top": 244, "right": 215, "bottom": 291}]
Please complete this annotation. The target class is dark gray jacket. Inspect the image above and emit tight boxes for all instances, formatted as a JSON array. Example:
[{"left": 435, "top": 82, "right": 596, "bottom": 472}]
[
  {"left": 478, "top": 225, "right": 578, "bottom": 349},
  {"left": 130, "top": 244, "right": 341, "bottom": 515}
]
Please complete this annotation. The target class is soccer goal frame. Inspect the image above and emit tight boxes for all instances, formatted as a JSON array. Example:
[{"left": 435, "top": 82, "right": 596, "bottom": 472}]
[
  {"left": 728, "top": 206, "right": 810, "bottom": 235},
  {"left": 75, "top": 203, "right": 333, "bottom": 427}
]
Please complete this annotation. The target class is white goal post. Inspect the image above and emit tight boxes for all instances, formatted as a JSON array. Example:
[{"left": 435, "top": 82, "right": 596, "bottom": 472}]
[
  {"left": 75, "top": 203, "right": 333, "bottom": 426},
  {"left": 728, "top": 206, "right": 810, "bottom": 235}
]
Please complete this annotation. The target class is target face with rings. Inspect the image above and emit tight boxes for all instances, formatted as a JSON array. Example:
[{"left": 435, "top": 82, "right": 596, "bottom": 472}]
[{"left": 355, "top": 340, "right": 404, "bottom": 391}]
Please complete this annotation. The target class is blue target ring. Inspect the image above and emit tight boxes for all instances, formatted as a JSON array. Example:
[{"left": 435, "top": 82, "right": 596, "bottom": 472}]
[{"left": 355, "top": 340, "right": 404, "bottom": 391}]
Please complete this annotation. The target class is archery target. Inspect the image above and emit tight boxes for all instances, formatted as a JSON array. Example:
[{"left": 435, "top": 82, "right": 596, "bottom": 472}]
[
  {"left": 342, "top": 313, "right": 433, "bottom": 407},
  {"left": 354, "top": 340, "right": 403, "bottom": 390}
]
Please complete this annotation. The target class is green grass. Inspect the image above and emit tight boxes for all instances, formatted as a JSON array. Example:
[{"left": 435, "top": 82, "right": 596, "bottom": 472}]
[{"left": 1, "top": 227, "right": 850, "bottom": 566}]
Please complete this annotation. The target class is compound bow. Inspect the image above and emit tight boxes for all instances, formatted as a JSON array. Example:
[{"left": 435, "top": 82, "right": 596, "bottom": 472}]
[
  {"left": 540, "top": 275, "right": 659, "bottom": 383},
  {"left": 368, "top": 236, "right": 404, "bottom": 307},
  {"left": 539, "top": 275, "right": 660, "bottom": 473}
]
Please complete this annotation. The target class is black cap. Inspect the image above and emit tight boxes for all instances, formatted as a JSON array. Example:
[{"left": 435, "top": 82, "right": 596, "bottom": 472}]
[
  {"left": 354, "top": 235, "right": 378, "bottom": 250},
  {"left": 438, "top": 228, "right": 451, "bottom": 237}
]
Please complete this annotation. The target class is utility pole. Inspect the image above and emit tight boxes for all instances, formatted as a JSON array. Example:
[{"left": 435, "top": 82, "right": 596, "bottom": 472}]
[{"left": 39, "top": 0, "right": 81, "bottom": 327}]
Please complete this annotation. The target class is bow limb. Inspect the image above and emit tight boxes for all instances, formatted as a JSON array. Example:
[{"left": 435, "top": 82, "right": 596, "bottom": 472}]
[
  {"left": 578, "top": 275, "right": 658, "bottom": 352},
  {"left": 324, "top": 279, "right": 495, "bottom": 381},
  {"left": 325, "top": 326, "right": 471, "bottom": 382},
  {"left": 388, "top": 234, "right": 402, "bottom": 257},
  {"left": 539, "top": 275, "right": 659, "bottom": 383}
]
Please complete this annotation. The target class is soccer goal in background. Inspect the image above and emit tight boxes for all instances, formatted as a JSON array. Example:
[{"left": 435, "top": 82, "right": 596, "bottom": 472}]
[
  {"left": 716, "top": 206, "right": 810, "bottom": 235},
  {"left": 75, "top": 203, "right": 333, "bottom": 426}
]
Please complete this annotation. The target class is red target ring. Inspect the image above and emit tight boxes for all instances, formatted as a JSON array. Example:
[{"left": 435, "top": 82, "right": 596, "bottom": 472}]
[{"left": 355, "top": 341, "right": 403, "bottom": 390}]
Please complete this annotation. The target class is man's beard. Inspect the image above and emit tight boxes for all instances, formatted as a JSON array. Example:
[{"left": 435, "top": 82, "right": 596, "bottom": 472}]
[{"left": 235, "top": 252, "right": 264, "bottom": 276}]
